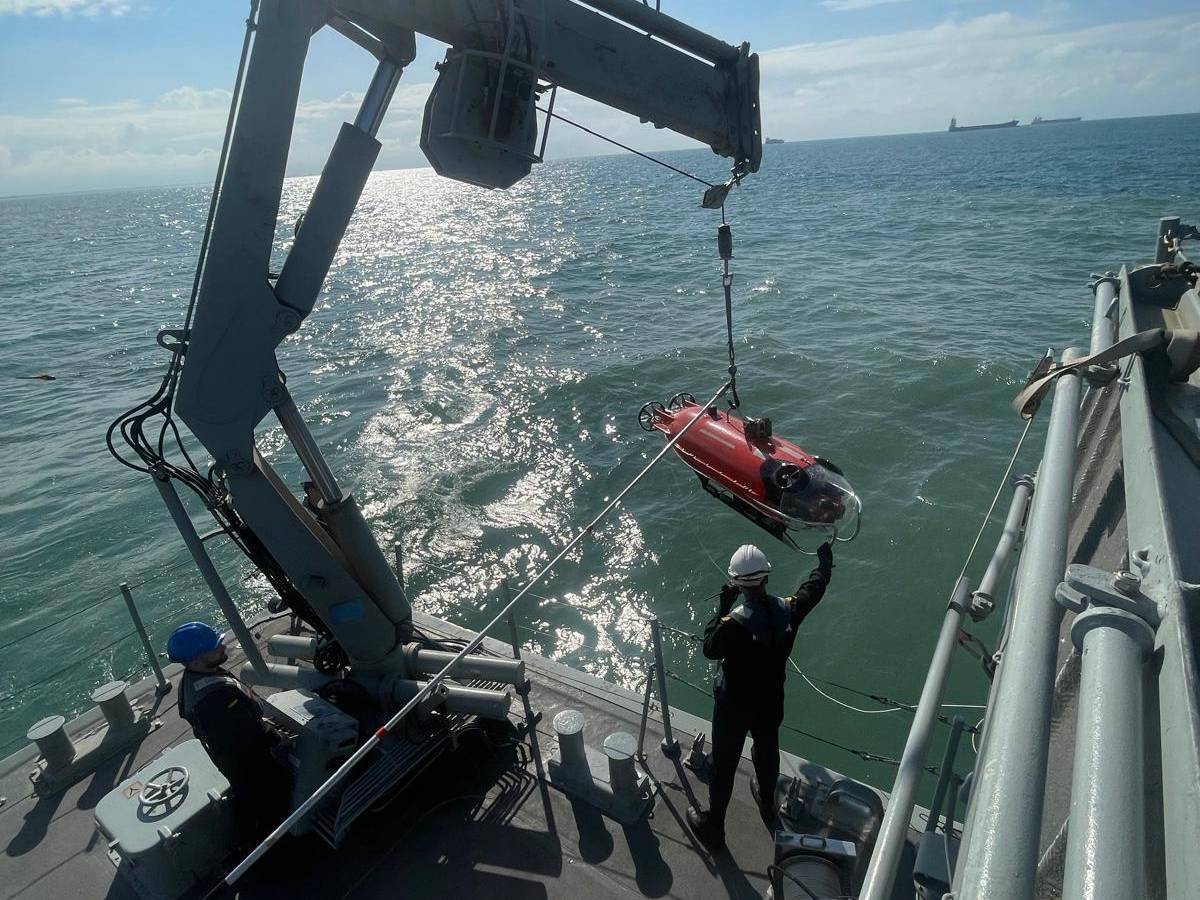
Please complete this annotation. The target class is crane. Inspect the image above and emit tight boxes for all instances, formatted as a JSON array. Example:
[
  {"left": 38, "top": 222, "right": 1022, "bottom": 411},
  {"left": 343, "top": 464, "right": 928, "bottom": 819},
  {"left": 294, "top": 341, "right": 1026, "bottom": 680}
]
[{"left": 114, "top": 0, "right": 759, "bottom": 715}]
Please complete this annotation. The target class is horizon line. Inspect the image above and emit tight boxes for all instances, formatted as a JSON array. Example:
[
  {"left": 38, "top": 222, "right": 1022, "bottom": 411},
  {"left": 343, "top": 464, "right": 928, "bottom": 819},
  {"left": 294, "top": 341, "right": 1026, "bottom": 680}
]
[{"left": 2, "top": 109, "right": 1197, "bottom": 201}]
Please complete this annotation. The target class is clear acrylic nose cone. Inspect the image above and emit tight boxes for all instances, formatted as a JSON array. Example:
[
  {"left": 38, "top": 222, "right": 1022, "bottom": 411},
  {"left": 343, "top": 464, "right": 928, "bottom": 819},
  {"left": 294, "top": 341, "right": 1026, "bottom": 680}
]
[{"left": 780, "top": 464, "right": 862, "bottom": 537}]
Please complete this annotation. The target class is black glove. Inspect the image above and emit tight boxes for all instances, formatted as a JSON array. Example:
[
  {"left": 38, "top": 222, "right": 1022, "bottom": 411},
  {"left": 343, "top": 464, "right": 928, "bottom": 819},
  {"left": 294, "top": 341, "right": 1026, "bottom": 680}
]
[
  {"left": 719, "top": 582, "right": 739, "bottom": 613},
  {"left": 817, "top": 541, "right": 834, "bottom": 574}
]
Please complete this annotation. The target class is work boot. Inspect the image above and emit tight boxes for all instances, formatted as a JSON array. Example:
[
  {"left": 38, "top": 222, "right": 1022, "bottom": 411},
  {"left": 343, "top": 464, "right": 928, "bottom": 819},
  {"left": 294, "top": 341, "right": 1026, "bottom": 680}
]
[
  {"left": 758, "top": 801, "right": 780, "bottom": 832},
  {"left": 686, "top": 806, "right": 726, "bottom": 851},
  {"left": 751, "top": 775, "right": 782, "bottom": 831}
]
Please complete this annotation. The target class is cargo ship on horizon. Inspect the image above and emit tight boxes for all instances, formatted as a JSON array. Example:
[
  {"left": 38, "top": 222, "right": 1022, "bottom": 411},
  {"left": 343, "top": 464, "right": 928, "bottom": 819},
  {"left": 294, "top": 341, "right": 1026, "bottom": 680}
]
[
  {"left": 1031, "top": 115, "right": 1083, "bottom": 125},
  {"left": 948, "top": 116, "right": 1019, "bottom": 132}
]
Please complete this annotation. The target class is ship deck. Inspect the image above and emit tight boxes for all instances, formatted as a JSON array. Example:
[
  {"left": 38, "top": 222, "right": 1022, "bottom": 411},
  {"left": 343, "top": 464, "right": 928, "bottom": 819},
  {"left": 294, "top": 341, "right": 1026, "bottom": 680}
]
[{"left": 0, "top": 612, "right": 921, "bottom": 900}]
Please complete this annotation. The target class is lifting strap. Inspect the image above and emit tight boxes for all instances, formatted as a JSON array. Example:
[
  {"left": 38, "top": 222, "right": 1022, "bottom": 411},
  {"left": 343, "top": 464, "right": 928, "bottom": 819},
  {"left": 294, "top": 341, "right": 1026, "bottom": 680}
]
[
  {"left": 1012, "top": 327, "right": 1200, "bottom": 418},
  {"left": 718, "top": 221, "right": 741, "bottom": 409}
]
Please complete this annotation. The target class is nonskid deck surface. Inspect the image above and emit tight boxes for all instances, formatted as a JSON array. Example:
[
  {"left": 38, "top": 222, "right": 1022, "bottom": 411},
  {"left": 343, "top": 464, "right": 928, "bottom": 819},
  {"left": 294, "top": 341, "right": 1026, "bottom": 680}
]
[{"left": 0, "top": 613, "right": 915, "bottom": 900}]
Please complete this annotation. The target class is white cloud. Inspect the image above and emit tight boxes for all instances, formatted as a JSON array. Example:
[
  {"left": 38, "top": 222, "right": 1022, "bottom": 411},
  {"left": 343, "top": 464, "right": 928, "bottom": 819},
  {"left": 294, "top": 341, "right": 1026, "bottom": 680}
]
[
  {"left": 821, "top": 0, "right": 911, "bottom": 12},
  {"left": 0, "top": 80, "right": 439, "bottom": 196},
  {"left": 757, "top": 11, "right": 1200, "bottom": 140},
  {"left": 0, "top": 0, "right": 129, "bottom": 15},
  {"left": 2, "top": 10, "right": 1199, "bottom": 195},
  {"left": 155, "top": 86, "right": 232, "bottom": 110}
]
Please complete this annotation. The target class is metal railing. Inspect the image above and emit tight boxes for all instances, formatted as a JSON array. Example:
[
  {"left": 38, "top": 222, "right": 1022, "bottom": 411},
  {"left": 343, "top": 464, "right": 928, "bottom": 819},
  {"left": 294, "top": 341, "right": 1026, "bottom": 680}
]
[{"left": 0, "top": 528, "right": 253, "bottom": 759}]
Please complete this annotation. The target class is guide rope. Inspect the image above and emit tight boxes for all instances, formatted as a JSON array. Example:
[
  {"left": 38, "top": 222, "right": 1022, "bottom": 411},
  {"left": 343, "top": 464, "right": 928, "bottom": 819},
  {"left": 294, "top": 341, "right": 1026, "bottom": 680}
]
[
  {"left": 664, "top": 668, "right": 938, "bottom": 773},
  {"left": 949, "top": 414, "right": 1036, "bottom": 598},
  {"left": 658, "top": 621, "right": 981, "bottom": 730}
]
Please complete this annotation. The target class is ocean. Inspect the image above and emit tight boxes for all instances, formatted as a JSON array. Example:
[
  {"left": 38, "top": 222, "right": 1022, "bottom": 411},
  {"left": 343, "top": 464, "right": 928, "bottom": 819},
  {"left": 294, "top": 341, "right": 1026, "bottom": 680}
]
[{"left": 2, "top": 113, "right": 1198, "bottom": 786}]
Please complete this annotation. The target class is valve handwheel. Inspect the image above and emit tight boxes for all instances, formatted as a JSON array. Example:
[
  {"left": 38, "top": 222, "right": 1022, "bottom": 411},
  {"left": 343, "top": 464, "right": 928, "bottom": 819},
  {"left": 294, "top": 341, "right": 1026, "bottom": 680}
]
[{"left": 138, "top": 765, "right": 190, "bottom": 809}]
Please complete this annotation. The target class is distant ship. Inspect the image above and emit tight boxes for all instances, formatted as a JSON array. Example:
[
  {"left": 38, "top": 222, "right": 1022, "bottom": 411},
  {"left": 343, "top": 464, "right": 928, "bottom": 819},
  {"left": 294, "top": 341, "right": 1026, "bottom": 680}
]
[
  {"left": 948, "top": 116, "right": 1019, "bottom": 132},
  {"left": 765, "top": 137, "right": 784, "bottom": 145},
  {"left": 1030, "top": 115, "right": 1082, "bottom": 125}
]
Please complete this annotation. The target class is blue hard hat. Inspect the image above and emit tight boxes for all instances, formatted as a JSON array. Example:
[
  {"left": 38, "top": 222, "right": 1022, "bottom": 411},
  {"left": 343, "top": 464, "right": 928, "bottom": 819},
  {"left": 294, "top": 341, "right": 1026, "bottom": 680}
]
[{"left": 167, "top": 621, "right": 222, "bottom": 663}]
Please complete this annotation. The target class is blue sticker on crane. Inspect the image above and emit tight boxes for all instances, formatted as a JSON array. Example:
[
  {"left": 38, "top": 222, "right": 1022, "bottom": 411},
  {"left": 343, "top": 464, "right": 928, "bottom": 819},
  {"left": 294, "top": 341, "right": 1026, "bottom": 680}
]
[{"left": 329, "top": 599, "right": 365, "bottom": 624}]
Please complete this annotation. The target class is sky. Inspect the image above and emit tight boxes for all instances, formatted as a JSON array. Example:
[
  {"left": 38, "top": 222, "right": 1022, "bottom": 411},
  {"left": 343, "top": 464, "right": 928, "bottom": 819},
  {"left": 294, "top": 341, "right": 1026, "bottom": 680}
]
[{"left": 0, "top": 1, "right": 1197, "bottom": 196}]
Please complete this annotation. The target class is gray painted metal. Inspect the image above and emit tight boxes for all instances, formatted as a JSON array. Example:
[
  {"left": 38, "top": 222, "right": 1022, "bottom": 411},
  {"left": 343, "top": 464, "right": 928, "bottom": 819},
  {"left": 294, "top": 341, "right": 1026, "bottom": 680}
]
[
  {"left": 955, "top": 348, "right": 1085, "bottom": 900},
  {"left": 152, "top": 470, "right": 269, "bottom": 678},
  {"left": 337, "top": 0, "right": 759, "bottom": 163},
  {"left": 170, "top": 0, "right": 406, "bottom": 668},
  {"left": 405, "top": 647, "right": 526, "bottom": 684},
  {"left": 859, "top": 576, "right": 972, "bottom": 900},
  {"left": 926, "top": 715, "right": 966, "bottom": 835},
  {"left": 650, "top": 618, "right": 679, "bottom": 756},
  {"left": 574, "top": 0, "right": 740, "bottom": 63},
  {"left": 388, "top": 679, "right": 512, "bottom": 719},
  {"left": 90, "top": 682, "right": 136, "bottom": 733},
  {"left": 1088, "top": 277, "right": 1118, "bottom": 359},
  {"left": 26, "top": 716, "right": 73, "bottom": 771},
  {"left": 318, "top": 487, "right": 412, "bottom": 631},
  {"left": 273, "top": 121, "right": 380, "bottom": 316},
  {"left": 354, "top": 59, "right": 401, "bottom": 137},
  {"left": 267, "top": 633, "right": 320, "bottom": 661},
  {"left": 274, "top": 386, "right": 343, "bottom": 503},
  {"left": 971, "top": 478, "right": 1033, "bottom": 620},
  {"left": 227, "top": 457, "right": 400, "bottom": 666},
  {"left": 241, "top": 661, "right": 337, "bottom": 692},
  {"left": 1115, "top": 257, "right": 1200, "bottom": 899},
  {"left": 119, "top": 582, "right": 169, "bottom": 694},
  {"left": 1062, "top": 606, "right": 1155, "bottom": 899}
]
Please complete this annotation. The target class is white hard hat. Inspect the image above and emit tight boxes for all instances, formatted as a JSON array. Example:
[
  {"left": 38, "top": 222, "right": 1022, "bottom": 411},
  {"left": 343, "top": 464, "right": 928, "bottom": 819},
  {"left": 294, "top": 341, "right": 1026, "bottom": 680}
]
[{"left": 727, "top": 544, "right": 771, "bottom": 586}]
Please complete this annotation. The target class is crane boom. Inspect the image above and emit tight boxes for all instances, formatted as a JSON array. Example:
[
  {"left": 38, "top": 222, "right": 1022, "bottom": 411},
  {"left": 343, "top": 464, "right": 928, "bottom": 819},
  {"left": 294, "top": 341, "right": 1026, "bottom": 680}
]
[{"left": 170, "top": 0, "right": 761, "bottom": 671}]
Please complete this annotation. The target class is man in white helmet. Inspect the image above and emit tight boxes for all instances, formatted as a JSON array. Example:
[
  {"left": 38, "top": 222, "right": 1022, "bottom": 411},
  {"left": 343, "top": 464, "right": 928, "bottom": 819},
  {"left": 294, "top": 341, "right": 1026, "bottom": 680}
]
[{"left": 686, "top": 541, "right": 834, "bottom": 850}]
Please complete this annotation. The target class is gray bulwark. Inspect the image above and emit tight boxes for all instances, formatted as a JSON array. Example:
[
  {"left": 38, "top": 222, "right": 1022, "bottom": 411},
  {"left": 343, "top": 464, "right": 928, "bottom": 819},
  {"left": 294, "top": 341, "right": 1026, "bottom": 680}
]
[{"left": 1115, "top": 258, "right": 1200, "bottom": 900}]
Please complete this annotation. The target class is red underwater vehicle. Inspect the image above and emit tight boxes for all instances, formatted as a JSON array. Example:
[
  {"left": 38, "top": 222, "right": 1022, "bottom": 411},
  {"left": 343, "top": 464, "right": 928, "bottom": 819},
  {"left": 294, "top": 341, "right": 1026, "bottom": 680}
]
[{"left": 640, "top": 393, "right": 862, "bottom": 548}]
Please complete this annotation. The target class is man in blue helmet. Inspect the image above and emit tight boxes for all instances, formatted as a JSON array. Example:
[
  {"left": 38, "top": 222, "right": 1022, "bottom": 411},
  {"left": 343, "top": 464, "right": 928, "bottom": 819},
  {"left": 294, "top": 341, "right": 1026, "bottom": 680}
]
[
  {"left": 168, "top": 622, "right": 289, "bottom": 846},
  {"left": 686, "top": 541, "right": 833, "bottom": 851}
]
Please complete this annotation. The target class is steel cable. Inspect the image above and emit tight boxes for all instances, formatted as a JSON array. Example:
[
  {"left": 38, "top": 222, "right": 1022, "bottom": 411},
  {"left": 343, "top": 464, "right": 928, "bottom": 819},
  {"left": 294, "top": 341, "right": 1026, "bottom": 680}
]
[
  {"left": 535, "top": 106, "right": 716, "bottom": 187},
  {"left": 0, "top": 535, "right": 231, "bottom": 654}
]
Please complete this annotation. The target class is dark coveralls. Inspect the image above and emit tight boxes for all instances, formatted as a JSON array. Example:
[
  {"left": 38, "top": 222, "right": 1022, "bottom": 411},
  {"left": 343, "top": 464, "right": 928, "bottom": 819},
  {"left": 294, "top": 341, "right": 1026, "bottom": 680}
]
[
  {"left": 179, "top": 668, "right": 290, "bottom": 846},
  {"left": 701, "top": 558, "right": 831, "bottom": 829}
]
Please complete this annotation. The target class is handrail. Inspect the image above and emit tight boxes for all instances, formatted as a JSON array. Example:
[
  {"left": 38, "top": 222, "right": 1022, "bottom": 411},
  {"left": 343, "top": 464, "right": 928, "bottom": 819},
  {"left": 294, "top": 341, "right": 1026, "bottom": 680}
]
[
  {"left": 223, "top": 379, "right": 733, "bottom": 886},
  {"left": 858, "top": 576, "right": 972, "bottom": 900},
  {"left": 955, "top": 350, "right": 1086, "bottom": 900}
]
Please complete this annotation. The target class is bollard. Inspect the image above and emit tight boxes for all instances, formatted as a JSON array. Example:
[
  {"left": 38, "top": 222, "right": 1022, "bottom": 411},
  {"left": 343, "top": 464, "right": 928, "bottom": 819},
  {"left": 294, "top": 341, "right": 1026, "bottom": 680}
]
[
  {"left": 91, "top": 681, "right": 136, "bottom": 733},
  {"left": 120, "top": 582, "right": 169, "bottom": 695},
  {"left": 26, "top": 716, "right": 75, "bottom": 772},
  {"left": 604, "top": 731, "right": 639, "bottom": 799},
  {"left": 553, "top": 709, "right": 588, "bottom": 770}
]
